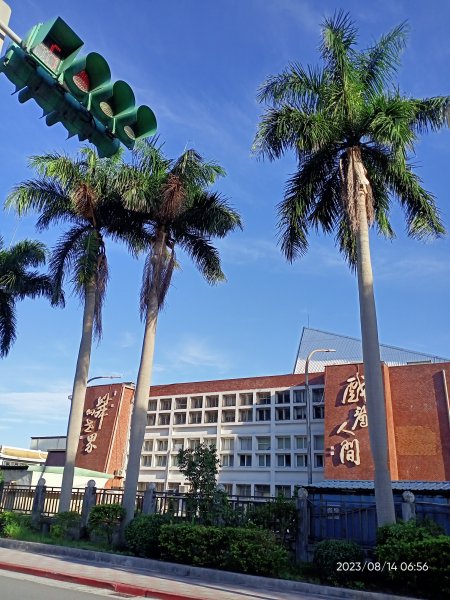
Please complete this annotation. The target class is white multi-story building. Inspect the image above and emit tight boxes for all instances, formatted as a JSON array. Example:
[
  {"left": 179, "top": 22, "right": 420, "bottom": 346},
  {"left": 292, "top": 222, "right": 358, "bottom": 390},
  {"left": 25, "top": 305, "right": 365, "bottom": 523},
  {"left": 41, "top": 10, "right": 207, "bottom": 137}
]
[
  {"left": 137, "top": 328, "right": 448, "bottom": 496},
  {"left": 139, "top": 373, "right": 326, "bottom": 497}
]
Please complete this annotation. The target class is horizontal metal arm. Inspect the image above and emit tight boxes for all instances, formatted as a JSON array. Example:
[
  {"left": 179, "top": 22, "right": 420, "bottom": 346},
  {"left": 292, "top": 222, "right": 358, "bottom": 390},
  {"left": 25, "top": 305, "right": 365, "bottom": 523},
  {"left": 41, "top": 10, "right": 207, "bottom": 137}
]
[{"left": 0, "top": 19, "right": 22, "bottom": 46}]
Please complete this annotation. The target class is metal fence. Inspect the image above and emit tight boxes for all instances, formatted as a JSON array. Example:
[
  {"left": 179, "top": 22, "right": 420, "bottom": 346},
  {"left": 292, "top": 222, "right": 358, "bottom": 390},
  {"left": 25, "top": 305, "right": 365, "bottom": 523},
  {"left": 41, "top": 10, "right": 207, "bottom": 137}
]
[
  {"left": 308, "top": 499, "right": 379, "bottom": 547},
  {"left": 416, "top": 500, "right": 450, "bottom": 535},
  {"left": 0, "top": 484, "right": 144, "bottom": 517},
  {"left": 1, "top": 483, "right": 449, "bottom": 550}
]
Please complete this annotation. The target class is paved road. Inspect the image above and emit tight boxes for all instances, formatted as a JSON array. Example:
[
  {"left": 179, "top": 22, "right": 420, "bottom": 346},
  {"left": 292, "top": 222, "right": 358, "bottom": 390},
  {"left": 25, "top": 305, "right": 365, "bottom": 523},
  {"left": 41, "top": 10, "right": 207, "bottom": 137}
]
[{"left": 0, "top": 570, "right": 134, "bottom": 599}]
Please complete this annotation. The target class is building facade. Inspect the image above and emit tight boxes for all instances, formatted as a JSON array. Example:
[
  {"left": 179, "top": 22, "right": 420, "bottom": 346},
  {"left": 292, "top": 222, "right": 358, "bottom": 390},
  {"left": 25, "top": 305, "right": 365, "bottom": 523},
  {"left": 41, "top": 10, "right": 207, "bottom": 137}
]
[
  {"left": 139, "top": 373, "right": 325, "bottom": 496},
  {"left": 66, "top": 329, "right": 450, "bottom": 495}
]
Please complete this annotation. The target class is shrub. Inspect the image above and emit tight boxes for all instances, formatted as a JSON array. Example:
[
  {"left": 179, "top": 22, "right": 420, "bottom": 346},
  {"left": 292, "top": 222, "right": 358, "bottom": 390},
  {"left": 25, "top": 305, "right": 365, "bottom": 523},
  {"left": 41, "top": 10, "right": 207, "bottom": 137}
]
[
  {"left": 377, "top": 518, "right": 441, "bottom": 547},
  {"left": 125, "top": 513, "right": 171, "bottom": 558},
  {"left": 313, "top": 539, "right": 364, "bottom": 585},
  {"left": 247, "top": 495, "right": 297, "bottom": 548},
  {"left": 0, "top": 512, "right": 31, "bottom": 538},
  {"left": 376, "top": 521, "right": 450, "bottom": 598},
  {"left": 88, "top": 503, "right": 125, "bottom": 545},
  {"left": 50, "top": 511, "right": 81, "bottom": 540},
  {"left": 159, "top": 523, "right": 288, "bottom": 576}
]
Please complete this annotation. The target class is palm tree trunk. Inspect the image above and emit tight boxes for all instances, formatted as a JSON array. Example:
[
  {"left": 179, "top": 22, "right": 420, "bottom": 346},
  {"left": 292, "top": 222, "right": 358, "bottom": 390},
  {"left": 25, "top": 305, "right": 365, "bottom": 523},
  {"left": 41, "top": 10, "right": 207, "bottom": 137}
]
[
  {"left": 355, "top": 184, "right": 396, "bottom": 527},
  {"left": 59, "top": 280, "right": 96, "bottom": 513},
  {"left": 121, "top": 230, "right": 166, "bottom": 529}
]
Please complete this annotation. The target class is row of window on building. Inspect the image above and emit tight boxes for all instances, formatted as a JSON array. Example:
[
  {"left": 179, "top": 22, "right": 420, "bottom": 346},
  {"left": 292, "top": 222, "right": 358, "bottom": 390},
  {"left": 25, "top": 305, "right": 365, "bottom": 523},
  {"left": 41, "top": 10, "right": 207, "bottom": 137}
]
[
  {"left": 140, "top": 434, "right": 325, "bottom": 469},
  {"left": 138, "top": 481, "right": 297, "bottom": 498},
  {"left": 148, "top": 388, "right": 324, "bottom": 412},
  {"left": 147, "top": 404, "right": 324, "bottom": 426}
]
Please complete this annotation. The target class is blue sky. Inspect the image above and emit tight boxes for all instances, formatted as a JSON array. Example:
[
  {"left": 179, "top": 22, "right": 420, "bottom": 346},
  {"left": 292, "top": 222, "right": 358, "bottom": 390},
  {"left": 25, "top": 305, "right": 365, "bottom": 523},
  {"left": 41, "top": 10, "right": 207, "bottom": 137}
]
[{"left": 0, "top": 0, "right": 449, "bottom": 448}]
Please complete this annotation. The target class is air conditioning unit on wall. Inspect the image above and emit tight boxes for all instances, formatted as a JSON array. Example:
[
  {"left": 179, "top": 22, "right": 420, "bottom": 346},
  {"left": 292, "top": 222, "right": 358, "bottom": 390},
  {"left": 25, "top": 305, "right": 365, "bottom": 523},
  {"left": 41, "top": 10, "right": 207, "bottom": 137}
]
[
  {"left": 179, "top": 485, "right": 189, "bottom": 493},
  {"left": 114, "top": 469, "right": 124, "bottom": 477}
]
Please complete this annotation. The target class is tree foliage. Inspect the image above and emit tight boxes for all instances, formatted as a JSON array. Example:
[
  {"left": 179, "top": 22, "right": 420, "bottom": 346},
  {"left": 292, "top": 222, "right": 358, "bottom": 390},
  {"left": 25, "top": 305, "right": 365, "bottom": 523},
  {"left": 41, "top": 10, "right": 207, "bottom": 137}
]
[
  {"left": 177, "top": 442, "right": 220, "bottom": 499},
  {"left": 0, "top": 237, "right": 56, "bottom": 357},
  {"left": 254, "top": 10, "right": 448, "bottom": 266}
]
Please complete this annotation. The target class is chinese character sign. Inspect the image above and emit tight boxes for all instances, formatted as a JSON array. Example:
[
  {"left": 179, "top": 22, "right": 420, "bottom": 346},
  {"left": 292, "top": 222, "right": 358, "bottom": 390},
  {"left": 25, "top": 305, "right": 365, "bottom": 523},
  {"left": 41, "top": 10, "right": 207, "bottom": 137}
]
[
  {"left": 82, "top": 393, "right": 112, "bottom": 454},
  {"left": 342, "top": 373, "right": 365, "bottom": 404},
  {"left": 328, "top": 372, "right": 368, "bottom": 468}
]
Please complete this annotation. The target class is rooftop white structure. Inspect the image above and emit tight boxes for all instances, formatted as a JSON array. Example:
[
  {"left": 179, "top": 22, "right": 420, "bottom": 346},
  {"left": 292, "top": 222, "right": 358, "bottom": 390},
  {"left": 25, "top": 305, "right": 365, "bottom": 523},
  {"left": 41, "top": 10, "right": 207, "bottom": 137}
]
[{"left": 293, "top": 327, "right": 448, "bottom": 374}]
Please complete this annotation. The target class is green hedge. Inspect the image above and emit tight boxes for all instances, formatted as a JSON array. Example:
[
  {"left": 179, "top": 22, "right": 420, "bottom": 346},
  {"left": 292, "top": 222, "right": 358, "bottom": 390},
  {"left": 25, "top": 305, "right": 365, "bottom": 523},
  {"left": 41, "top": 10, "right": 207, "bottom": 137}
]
[
  {"left": 376, "top": 521, "right": 450, "bottom": 599},
  {"left": 88, "top": 503, "right": 125, "bottom": 545},
  {"left": 158, "top": 523, "right": 288, "bottom": 576},
  {"left": 125, "top": 514, "right": 171, "bottom": 558},
  {"left": 313, "top": 539, "right": 364, "bottom": 585}
]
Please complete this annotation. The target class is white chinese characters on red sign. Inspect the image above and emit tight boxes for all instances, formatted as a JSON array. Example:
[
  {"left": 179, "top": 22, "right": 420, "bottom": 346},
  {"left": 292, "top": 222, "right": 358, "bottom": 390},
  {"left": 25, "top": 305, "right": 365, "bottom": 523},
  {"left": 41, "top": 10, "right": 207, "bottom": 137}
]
[
  {"left": 330, "top": 374, "right": 367, "bottom": 467},
  {"left": 82, "top": 393, "right": 112, "bottom": 454}
]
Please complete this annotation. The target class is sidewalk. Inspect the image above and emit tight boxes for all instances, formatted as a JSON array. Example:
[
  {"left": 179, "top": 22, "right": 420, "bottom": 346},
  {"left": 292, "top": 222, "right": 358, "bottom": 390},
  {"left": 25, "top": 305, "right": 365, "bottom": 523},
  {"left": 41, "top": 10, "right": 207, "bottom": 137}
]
[{"left": 0, "top": 539, "right": 416, "bottom": 600}]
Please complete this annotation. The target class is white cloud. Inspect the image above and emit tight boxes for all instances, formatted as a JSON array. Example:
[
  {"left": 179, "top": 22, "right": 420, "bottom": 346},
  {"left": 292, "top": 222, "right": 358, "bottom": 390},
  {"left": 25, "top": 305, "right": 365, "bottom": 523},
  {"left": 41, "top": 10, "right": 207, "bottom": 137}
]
[
  {"left": 274, "top": 0, "right": 323, "bottom": 34},
  {"left": 217, "top": 237, "right": 280, "bottom": 265},
  {"left": 0, "top": 392, "right": 70, "bottom": 423},
  {"left": 169, "top": 337, "right": 230, "bottom": 371},
  {"left": 375, "top": 254, "right": 450, "bottom": 282},
  {"left": 119, "top": 331, "right": 137, "bottom": 349}
]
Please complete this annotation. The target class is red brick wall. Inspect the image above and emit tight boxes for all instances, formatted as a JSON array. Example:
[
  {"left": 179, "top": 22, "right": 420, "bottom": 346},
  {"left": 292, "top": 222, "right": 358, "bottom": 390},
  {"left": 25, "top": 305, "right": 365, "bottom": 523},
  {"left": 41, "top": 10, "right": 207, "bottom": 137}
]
[
  {"left": 389, "top": 363, "right": 450, "bottom": 481},
  {"left": 325, "top": 362, "right": 450, "bottom": 481}
]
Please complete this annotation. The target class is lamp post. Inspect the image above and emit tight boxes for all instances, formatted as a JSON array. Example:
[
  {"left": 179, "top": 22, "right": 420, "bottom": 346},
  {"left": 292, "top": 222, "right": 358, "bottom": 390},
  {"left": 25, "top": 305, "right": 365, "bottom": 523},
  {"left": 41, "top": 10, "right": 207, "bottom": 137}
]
[
  {"left": 68, "top": 375, "right": 122, "bottom": 400},
  {"left": 87, "top": 375, "right": 122, "bottom": 385},
  {"left": 305, "top": 348, "right": 336, "bottom": 485}
]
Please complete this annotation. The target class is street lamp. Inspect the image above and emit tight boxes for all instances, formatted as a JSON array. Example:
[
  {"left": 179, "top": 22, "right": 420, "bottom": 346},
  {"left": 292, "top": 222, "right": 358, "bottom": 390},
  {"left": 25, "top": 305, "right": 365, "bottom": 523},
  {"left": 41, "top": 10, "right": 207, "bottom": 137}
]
[
  {"left": 87, "top": 375, "right": 122, "bottom": 385},
  {"left": 305, "top": 348, "right": 336, "bottom": 485},
  {"left": 68, "top": 375, "right": 122, "bottom": 400}
]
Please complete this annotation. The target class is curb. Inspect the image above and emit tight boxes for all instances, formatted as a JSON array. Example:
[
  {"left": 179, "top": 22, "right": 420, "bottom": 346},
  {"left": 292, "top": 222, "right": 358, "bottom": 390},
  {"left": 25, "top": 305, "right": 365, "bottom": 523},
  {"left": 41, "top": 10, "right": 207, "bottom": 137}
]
[
  {"left": 0, "top": 560, "right": 198, "bottom": 600},
  {"left": 0, "top": 538, "right": 419, "bottom": 600}
]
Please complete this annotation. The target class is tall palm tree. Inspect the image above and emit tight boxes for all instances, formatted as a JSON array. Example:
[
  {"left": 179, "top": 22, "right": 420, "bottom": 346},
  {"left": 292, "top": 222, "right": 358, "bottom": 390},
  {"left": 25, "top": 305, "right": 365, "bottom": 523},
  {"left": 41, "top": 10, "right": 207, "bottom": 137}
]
[
  {"left": 254, "top": 11, "right": 448, "bottom": 526},
  {"left": 7, "top": 148, "right": 146, "bottom": 512},
  {"left": 118, "top": 140, "right": 242, "bottom": 527},
  {"left": 0, "top": 237, "right": 55, "bottom": 357}
]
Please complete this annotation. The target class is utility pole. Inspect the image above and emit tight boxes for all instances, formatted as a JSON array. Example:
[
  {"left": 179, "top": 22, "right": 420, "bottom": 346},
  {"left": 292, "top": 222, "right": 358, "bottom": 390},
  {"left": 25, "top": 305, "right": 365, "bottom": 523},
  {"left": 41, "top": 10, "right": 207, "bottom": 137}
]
[{"left": 0, "top": 1, "right": 13, "bottom": 53}]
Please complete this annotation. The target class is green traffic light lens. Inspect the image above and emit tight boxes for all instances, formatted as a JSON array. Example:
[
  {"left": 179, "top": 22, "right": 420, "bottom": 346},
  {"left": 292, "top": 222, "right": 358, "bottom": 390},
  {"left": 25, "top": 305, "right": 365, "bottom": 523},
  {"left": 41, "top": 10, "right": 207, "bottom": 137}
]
[
  {"left": 123, "top": 125, "right": 135, "bottom": 140},
  {"left": 99, "top": 101, "right": 114, "bottom": 118}
]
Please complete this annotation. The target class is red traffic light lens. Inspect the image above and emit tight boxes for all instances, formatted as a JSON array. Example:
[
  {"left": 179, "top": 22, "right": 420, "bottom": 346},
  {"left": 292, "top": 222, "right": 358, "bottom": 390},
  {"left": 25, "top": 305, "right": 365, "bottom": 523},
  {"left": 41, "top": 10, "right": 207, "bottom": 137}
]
[{"left": 73, "top": 70, "right": 90, "bottom": 92}]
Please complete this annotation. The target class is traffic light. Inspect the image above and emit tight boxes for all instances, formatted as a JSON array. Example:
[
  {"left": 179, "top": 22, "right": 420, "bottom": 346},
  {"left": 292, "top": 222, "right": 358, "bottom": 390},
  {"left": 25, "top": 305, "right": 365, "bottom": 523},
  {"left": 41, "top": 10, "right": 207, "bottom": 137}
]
[
  {"left": 115, "top": 105, "right": 158, "bottom": 149},
  {"left": 0, "top": 16, "right": 157, "bottom": 156}
]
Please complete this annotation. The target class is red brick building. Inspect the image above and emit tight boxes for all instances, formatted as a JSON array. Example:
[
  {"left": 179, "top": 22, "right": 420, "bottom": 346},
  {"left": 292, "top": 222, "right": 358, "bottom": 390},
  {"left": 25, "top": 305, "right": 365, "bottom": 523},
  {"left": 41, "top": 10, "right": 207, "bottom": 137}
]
[
  {"left": 73, "top": 361, "right": 450, "bottom": 493},
  {"left": 324, "top": 362, "right": 450, "bottom": 481}
]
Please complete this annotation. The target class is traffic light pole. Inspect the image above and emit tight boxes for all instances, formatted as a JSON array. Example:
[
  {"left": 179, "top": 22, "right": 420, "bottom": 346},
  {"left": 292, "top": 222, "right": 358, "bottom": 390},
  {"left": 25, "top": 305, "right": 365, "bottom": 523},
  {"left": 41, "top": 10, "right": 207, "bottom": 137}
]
[
  {"left": 0, "top": 1, "right": 20, "bottom": 49},
  {"left": 0, "top": 21, "right": 21, "bottom": 45}
]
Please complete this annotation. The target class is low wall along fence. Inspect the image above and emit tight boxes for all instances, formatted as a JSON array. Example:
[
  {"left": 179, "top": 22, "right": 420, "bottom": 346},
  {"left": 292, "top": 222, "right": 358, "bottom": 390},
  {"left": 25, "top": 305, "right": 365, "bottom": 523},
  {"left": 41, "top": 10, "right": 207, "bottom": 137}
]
[{"left": 0, "top": 479, "right": 448, "bottom": 559}]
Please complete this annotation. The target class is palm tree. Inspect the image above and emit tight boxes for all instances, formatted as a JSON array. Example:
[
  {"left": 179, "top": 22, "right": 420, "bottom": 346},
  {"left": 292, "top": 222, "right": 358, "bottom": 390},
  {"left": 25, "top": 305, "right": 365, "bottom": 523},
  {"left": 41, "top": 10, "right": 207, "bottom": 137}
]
[
  {"left": 254, "top": 11, "right": 448, "bottom": 526},
  {"left": 7, "top": 148, "right": 146, "bottom": 512},
  {"left": 0, "top": 237, "right": 55, "bottom": 357},
  {"left": 118, "top": 141, "right": 242, "bottom": 527}
]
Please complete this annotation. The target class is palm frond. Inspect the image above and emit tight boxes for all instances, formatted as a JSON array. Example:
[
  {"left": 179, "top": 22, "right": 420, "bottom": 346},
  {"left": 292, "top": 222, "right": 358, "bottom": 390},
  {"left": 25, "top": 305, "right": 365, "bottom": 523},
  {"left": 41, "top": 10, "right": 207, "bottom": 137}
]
[
  {"left": 254, "top": 106, "right": 334, "bottom": 159},
  {"left": 171, "top": 149, "right": 225, "bottom": 187},
  {"left": 177, "top": 233, "right": 225, "bottom": 284},
  {"left": 172, "top": 191, "right": 242, "bottom": 238},
  {"left": 140, "top": 245, "right": 175, "bottom": 317},
  {"left": 0, "top": 295, "right": 16, "bottom": 358},
  {"left": 278, "top": 145, "right": 341, "bottom": 261},
  {"left": 48, "top": 225, "right": 90, "bottom": 304},
  {"left": 6, "top": 178, "right": 73, "bottom": 224},
  {"left": 257, "top": 63, "right": 327, "bottom": 110},
  {"left": 367, "top": 94, "right": 417, "bottom": 152},
  {"left": 359, "top": 22, "right": 409, "bottom": 96},
  {"left": 410, "top": 96, "right": 450, "bottom": 134}
]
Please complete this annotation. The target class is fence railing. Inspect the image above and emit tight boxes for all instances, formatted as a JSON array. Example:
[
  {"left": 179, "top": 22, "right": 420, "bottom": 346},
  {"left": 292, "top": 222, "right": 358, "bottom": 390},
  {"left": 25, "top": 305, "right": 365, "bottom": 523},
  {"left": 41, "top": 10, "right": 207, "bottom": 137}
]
[
  {"left": 308, "top": 499, "right": 379, "bottom": 546},
  {"left": 416, "top": 500, "right": 450, "bottom": 535},
  {"left": 1, "top": 482, "right": 449, "bottom": 554}
]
